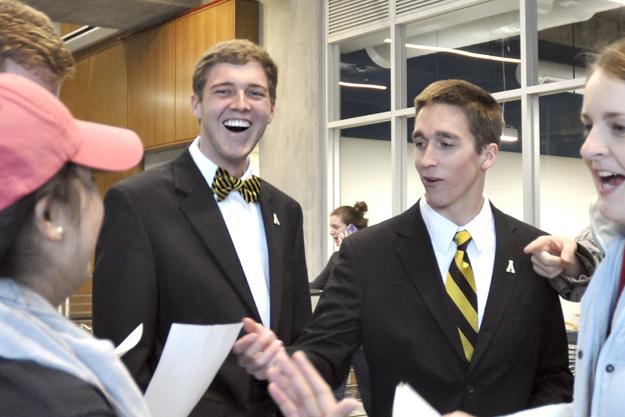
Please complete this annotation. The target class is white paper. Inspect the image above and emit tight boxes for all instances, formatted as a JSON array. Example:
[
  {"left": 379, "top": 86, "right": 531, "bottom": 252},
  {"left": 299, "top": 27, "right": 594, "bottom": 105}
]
[
  {"left": 392, "top": 382, "right": 440, "bottom": 417},
  {"left": 114, "top": 323, "right": 143, "bottom": 357},
  {"left": 144, "top": 322, "right": 243, "bottom": 417},
  {"left": 500, "top": 403, "right": 573, "bottom": 417},
  {"left": 392, "top": 382, "right": 573, "bottom": 417}
]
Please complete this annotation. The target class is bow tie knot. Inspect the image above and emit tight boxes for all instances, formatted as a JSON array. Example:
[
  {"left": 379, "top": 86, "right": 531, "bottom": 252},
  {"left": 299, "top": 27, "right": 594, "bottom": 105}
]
[{"left": 211, "top": 167, "right": 261, "bottom": 203}]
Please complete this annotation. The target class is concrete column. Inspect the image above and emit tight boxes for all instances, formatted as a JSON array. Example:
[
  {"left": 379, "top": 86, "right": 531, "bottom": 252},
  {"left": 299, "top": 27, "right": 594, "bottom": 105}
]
[{"left": 259, "top": 0, "right": 326, "bottom": 279}]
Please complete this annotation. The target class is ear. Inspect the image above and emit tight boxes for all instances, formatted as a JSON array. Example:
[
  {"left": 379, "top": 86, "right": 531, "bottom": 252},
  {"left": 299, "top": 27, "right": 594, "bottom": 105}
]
[
  {"left": 191, "top": 94, "right": 202, "bottom": 120},
  {"left": 33, "top": 196, "right": 64, "bottom": 241},
  {"left": 479, "top": 143, "right": 498, "bottom": 171}
]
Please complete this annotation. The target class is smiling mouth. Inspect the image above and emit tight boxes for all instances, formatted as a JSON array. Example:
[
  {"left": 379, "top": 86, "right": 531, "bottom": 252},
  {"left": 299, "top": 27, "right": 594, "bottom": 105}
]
[
  {"left": 224, "top": 119, "right": 251, "bottom": 133},
  {"left": 597, "top": 170, "right": 625, "bottom": 191}
]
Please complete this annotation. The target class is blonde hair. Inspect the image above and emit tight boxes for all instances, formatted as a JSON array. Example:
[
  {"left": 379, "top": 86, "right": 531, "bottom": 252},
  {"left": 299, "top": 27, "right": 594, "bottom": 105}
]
[
  {"left": 0, "top": 0, "right": 75, "bottom": 86},
  {"left": 192, "top": 39, "right": 278, "bottom": 106},
  {"left": 415, "top": 79, "right": 502, "bottom": 153}
]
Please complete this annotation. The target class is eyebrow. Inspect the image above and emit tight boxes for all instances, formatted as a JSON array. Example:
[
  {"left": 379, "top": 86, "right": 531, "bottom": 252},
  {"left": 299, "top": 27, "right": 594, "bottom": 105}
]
[
  {"left": 412, "top": 129, "right": 460, "bottom": 140},
  {"left": 209, "top": 82, "right": 268, "bottom": 92}
]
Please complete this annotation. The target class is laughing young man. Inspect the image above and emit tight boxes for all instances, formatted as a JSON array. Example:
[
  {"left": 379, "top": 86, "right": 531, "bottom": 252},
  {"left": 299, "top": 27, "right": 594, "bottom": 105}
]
[
  {"left": 93, "top": 40, "right": 311, "bottom": 417},
  {"left": 236, "top": 79, "right": 572, "bottom": 417}
]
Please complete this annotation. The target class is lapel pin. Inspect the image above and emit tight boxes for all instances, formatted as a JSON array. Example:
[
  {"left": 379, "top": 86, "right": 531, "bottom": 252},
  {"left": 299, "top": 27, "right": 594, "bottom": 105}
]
[
  {"left": 273, "top": 213, "right": 280, "bottom": 226},
  {"left": 506, "top": 259, "right": 516, "bottom": 274}
]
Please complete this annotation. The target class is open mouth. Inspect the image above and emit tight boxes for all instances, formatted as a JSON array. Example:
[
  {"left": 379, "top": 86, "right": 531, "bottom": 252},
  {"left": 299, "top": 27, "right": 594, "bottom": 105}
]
[
  {"left": 224, "top": 119, "right": 251, "bottom": 133},
  {"left": 598, "top": 170, "right": 625, "bottom": 190}
]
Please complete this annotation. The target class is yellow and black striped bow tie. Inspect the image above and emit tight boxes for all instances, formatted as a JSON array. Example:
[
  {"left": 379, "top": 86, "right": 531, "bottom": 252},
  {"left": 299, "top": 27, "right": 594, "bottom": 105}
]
[
  {"left": 211, "top": 167, "right": 261, "bottom": 203},
  {"left": 445, "top": 230, "right": 478, "bottom": 362}
]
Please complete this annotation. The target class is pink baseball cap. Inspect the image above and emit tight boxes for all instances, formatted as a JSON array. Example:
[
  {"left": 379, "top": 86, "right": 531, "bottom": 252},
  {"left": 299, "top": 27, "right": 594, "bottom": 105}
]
[{"left": 0, "top": 73, "right": 144, "bottom": 212}]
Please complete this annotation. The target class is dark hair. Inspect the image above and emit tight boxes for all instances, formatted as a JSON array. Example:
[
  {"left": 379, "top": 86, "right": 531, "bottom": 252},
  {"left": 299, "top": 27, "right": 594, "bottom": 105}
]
[
  {"left": 0, "top": 163, "right": 94, "bottom": 276},
  {"left": 414, "top": 79, "right": 502, "bottom": 153},
  {"left": 331, "top": 201, "right": 369, "bottom": 230},
  {"left": 192, "top": 39, "right": 278, "bottom": 106},
  {"left": 0, "top": 0, "right": 75, "bottom": 86}
]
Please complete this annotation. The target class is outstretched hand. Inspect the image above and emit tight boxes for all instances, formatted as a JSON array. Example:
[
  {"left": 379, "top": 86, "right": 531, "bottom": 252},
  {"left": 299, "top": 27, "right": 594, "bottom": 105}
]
[
  {"left": 523, "top": 235, "right": 580, "bottom": 279},
  {"left": 233, "top": 317, "right": 285, "bottom": 380},
  {"left": 267, "top": 351, "right": 359, "bottom": 417}
]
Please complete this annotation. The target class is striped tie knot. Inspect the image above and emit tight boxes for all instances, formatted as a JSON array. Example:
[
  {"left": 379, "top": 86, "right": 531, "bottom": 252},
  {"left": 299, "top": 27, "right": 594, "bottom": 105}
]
[
  {"left": 454, "top": 230, "right": 472, "bottom": 249},
  {"left": 211, "top": 167, "right": 261, "bottom": 203}
]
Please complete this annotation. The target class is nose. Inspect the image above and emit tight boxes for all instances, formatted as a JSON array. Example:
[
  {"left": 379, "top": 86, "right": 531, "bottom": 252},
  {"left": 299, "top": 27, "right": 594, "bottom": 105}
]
[
  {"left": 580, "top": 126, "right": 607, "bottom": 161},
  {"left": 230, "top": 90, "right": 251, "bottom": 111},
  {"left": 416, "top": 143, "right": 437, "bottom": 168}
]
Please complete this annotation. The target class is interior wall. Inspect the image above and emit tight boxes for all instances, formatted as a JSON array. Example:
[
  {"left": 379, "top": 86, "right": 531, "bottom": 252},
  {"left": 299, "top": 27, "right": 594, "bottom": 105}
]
[{"left": 260, "top": 0, "right": 326, "bottom": 278}]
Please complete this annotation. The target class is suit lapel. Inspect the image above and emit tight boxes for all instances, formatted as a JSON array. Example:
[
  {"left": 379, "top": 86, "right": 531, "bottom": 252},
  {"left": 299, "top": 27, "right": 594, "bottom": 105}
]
[
  {"left": 396, "top": 203, "right": 467, "bottom": 360},
  {"left": 471, "top": 205, "right": 519, "bottom": 366},
  {"left": 258, "top": 185, "right": 284, "bottom": 332},
  {"left": 173, "top": 151, "right": 261, "bottom": 321}
]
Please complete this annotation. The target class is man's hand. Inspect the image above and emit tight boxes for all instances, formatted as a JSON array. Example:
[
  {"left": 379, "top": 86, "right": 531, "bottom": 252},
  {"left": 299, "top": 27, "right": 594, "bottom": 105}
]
[
  {"left": 233, "top": 317, "right": 285, "bottom": 380},
  {"left": 523, "top": 235, "right": 580, "bottom": 279},
  {"left": 443, "top": 412, "right": 475, "bottom": 417},
  {"left": 268, "top": 351, "right": 358, "bottom": 417}
]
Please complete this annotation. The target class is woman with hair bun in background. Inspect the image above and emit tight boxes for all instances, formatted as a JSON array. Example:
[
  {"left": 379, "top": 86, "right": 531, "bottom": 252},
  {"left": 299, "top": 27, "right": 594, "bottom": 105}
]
[{"left": 310, "top": 201, "right": 369, "bottom": 291}]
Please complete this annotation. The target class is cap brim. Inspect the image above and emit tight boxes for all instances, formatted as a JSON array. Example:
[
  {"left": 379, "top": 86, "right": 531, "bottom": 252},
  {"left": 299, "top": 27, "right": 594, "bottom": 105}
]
[{"left": 71, "top": 120, "right": 144, "bottom": 172}]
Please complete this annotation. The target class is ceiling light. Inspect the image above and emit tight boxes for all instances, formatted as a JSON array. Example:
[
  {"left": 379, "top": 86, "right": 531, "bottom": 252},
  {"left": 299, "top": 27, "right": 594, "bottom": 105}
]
[
  {"left": 339, "top": 81, "right": 387, "bottom": 90},
  {"left": 383, "top": 39, "right": 521, "bottom": 64},
  {"left": 501, "top": 126, "right": 519, "bottom": 142}
]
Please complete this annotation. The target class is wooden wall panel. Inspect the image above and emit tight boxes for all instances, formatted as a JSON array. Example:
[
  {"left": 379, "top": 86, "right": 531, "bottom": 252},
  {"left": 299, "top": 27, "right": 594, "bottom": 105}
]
[
  {"left": 88, "top": 44, "right": 127, "bottom": 127},
  {"left": 235, "top": 0, "right": 259, "bottom": 41},
  {"left": 126, "top": 25, "right": 176, "bottom": 149},
  {"left": 174, "top": 1, "right": 236, "bottom": 141},
  {"left": 59, "top": 59, "right": 90, "bottom": 119}
]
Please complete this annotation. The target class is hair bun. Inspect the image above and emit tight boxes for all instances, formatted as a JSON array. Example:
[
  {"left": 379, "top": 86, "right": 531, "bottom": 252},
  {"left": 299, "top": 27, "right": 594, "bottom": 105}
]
[{"left": 353, "top": 201, "right": 368, "bottom": 214}]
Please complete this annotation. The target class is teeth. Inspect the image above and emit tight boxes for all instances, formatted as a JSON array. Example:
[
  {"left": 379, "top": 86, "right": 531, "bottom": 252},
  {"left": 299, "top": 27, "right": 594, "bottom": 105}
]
[
  {"left": 598, "top": 171, "right": 616, "bottom": 178},
  {"left": 224, "top": 119, "right": 251, "bottom": 128}
]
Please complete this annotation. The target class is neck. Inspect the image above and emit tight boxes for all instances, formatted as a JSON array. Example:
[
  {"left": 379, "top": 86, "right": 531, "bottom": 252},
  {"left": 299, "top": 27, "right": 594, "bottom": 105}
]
[
  {"left": 197, "top": 138, "right": 249, "bottom": 178},
  {"left": 435, "top": 196, "right": 485, "bottom": 226}
]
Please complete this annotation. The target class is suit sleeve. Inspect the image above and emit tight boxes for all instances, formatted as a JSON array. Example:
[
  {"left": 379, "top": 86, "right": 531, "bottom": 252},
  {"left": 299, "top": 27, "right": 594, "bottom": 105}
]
[
  {"left": 528, "top": 283, "right": 574, "bottom": 406},
  {"left": 92, "top": 185, "right": 157, "bottom": 391},
  {"left": 294, "top": 237, "right": 361, "bottom": 388},
  {"left": 310, "top": 252, "right": 338, "bottom": 290},
  {"left": 289, "top": 203, "right": 313, "bottom": 342}
]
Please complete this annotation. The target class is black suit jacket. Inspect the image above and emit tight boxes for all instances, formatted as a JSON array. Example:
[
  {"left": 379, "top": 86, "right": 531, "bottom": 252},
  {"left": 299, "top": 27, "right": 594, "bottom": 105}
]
[
  {"left": 295, "top": 202, "right": 572, "bottom": 417},
  {"left": 92, "top": 151, "right": 311, "bottom": 417}
]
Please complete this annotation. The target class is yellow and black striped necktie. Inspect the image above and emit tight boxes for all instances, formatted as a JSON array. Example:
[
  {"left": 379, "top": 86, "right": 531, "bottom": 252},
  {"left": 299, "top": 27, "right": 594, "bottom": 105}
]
[
  {"left": 445, "top": 230, "right": 478, "bottom": 362},
  {"left": 211, "top": 167, "right": 261, "bottom": 203}
]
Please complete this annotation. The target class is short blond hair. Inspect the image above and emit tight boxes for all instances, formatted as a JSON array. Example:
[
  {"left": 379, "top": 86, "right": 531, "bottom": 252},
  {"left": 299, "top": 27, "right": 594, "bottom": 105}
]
[
  {"left": 415, "top": 79, "right": 502, "bottom": 153},
  {"left": 0, "top": 0, "right": 75, "bottom": 86},
  {"left": 192, "top": 39, "right": 278, "bottom": 106}
]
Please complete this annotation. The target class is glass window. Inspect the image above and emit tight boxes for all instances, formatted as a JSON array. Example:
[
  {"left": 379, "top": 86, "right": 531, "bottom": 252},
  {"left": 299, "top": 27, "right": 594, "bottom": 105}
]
[
  {"left": 405, "top": 117, "right": 425, "bottom": 209},
  {"left": 340, "top": 122, "right": 392, "bottom": 225},
  {"left": 484, "top": 99, "right": 523, "bottom": 220},
  {"left": 337, "top": 31, "right": 391, "bottom": 120},
  {"left": 538, "top": 92, "right": 594, "bottom": 235},
  {"left": 403, "top": 0, "right": 520, "bottom": 99},
  {"left": 537, "top": 2, "right": 625, "bottom": 84}
]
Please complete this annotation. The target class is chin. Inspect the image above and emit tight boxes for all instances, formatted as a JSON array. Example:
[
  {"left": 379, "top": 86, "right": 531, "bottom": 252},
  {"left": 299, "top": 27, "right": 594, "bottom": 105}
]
[{"left": 599, "top": 201, "right": 625, "bottom": 227}]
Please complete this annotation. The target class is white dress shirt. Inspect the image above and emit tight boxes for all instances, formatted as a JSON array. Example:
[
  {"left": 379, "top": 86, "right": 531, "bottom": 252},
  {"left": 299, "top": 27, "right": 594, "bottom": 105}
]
[
  {"left": 189, "top": 138, "right": 271, "bottom": 326},
  {"left": 419, "top": 197, "right": 496, "bottom": 329}
]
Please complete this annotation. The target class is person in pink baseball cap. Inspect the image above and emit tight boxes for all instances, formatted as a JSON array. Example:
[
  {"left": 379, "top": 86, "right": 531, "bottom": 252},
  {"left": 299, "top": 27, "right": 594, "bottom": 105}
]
[{"left": 0, "top": 73, "right": 150, "bottom": 417}]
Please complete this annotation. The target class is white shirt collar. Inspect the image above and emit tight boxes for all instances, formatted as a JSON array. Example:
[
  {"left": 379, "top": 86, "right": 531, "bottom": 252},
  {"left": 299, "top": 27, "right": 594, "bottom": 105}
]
[{"left": 420, "top": 197, "right": 495, "bottom": 254}]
